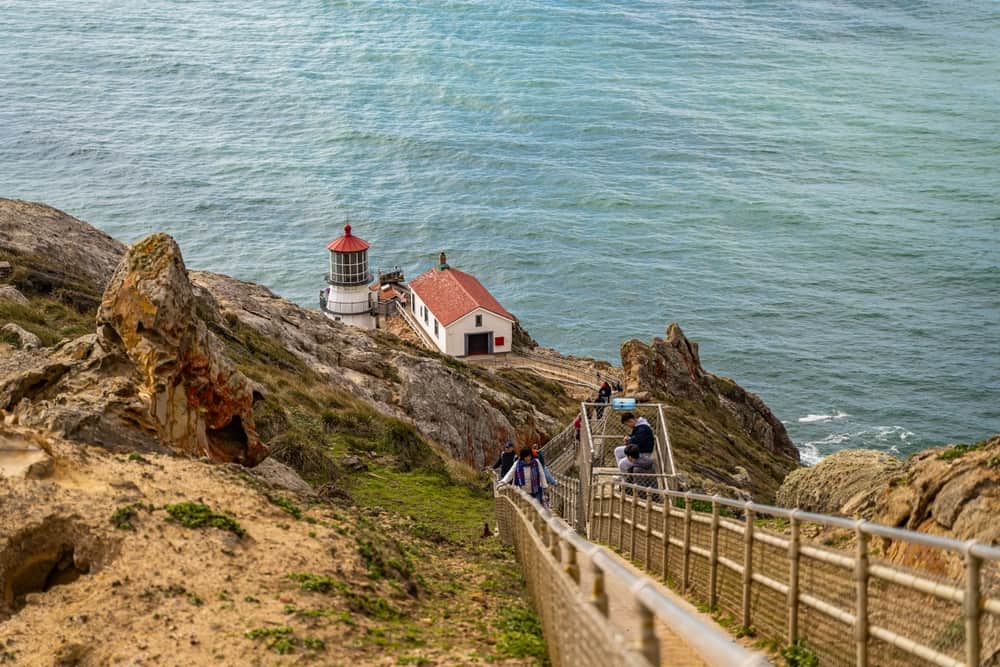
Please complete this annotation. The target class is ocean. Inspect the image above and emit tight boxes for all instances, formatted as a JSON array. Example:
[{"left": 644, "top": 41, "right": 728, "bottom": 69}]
[{"left": 1, "top": 0, "right": 997, "bottom": 462}]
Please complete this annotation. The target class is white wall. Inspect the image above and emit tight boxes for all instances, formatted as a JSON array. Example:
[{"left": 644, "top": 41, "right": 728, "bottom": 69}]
[
  {"left": 410, "top": 292, "right": 447, "bottom": 354},
  {"left": 444, "top": 308, "right": 513, "bottom": 357}
]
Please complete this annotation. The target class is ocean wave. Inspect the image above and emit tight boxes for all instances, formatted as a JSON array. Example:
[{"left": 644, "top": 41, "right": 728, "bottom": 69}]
[
  {"left": 797, "top": 411, "right": 850, "bottom": 424},
  {"left": 798, "top": 425, "right": 916, "bottom": 465}
]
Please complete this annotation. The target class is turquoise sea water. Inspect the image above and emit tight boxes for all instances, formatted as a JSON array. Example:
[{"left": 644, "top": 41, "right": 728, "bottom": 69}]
[{"left": 2, "top": 1, "right": 998, "bottom": 462}]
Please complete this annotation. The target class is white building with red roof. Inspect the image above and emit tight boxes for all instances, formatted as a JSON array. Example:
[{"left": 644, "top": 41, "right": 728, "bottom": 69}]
[{"left": 407, "top": 252, "right": 513, "bottom": 357}]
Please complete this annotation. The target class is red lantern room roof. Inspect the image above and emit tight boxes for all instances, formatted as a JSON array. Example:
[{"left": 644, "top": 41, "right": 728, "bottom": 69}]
[{"left": 327, "top": 224, "right": 370, "bottom": 253}]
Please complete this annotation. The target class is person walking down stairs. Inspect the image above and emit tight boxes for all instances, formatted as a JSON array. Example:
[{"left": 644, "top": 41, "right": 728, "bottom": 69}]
[
  {"left": 491, "top": 440, "right": 517, "bottom": 478},
  {"left": 499, "top": 447, "right": 549, "bottom": 507}
]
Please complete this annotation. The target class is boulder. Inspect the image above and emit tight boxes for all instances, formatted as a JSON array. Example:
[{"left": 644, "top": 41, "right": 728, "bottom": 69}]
[
  {"left": 870, "top": 435, "right": 1000, "bottom": 570},
  {"left": 97, "top": 234, "right": 267, "bottom": 466},
  {"left": 775, "top": 449, "right": 904, "bottom": 516},
  {"left": 621, "top": 323, "right": 800, "bottom": 501},
  {"left": 1, "top": 324, "right": 41, "bottom": 351},
  {"left": 0, "top": 286, "right": 29, "bottom": 306}
]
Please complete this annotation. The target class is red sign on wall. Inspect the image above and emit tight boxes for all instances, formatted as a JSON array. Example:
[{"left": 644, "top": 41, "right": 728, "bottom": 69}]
[{"left": 495, "top": 336, "right": 505, "bottom": 346}]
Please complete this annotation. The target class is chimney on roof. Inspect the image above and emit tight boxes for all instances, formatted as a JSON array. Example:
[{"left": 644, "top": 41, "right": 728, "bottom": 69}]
[{"left": 438, "top": 251, "right": 449, "bottom": 270}]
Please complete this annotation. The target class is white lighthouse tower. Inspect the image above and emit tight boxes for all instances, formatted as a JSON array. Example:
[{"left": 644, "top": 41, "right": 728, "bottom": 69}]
[{"left": 319, "top": 224, "right": 375, "bottom": 329}]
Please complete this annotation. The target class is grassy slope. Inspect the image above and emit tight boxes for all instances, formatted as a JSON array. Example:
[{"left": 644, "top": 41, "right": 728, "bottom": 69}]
[{"left": 216, "top": 318, "right": 551, "bottom": 664}]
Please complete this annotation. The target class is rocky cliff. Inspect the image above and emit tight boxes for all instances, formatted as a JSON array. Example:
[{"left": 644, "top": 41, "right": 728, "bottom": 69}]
[
  {"left": 0, "top": 198, "right": 565, "bottom": 471},
  {"left": 621, "top": 323, "right": 800, "bottom": 501},
  {"left": 776, "top": 435, "right": 1000, "bottom": 575}
]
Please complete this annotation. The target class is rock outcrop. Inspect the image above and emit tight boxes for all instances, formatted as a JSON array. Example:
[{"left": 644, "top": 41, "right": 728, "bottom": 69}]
[
  {"left": 873, "top": 436, "right": 1000, "bottom": 574},
  {"left": 621, "top": 323, "right": 800, "bottom": 500},
  {"left": 1, "top": 324, "right": 41, "bottom": 351},
  {"left": 191, "top": 271, "right": 559, "bottom": 468},
  {"left": 776, "top": 449, "right": 904, "bottom": 517},
  {"left": 775, "top": 435, "right": 1000, "bottom": 576},
  {"left": 0, "top": 198, "right": 125, "bottom": 310},
  {"left": 97, "top": 234, "right": 267, "bottom": 465},
  {"left": 0, "top": 234, "right": 267, "bottom": 465},
  {"left": 0, "top": 199, "right": 562, "bottom": 470}
]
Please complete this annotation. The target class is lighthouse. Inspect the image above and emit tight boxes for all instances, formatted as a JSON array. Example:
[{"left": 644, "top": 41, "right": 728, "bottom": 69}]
[{"left": 319, "top": 224, "right": 375, "bottom": 329}]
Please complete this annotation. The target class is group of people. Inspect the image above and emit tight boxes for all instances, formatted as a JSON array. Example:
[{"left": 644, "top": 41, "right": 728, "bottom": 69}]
[
  {"left": 614, "top": 411, "right": 659, "bottom": 498},
  {"left": 493, "top": 408, "right": 659, "bottom": 506},
  {"left": 592, "top": 379, "right": 624, "bottom": 418}
]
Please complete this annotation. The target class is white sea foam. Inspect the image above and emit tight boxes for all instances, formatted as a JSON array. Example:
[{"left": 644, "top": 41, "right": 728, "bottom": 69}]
[
  {"left": 799, "top": 443, "right": 823, "bottom": 466},
  {"left": 797, "top": 411, "right": 850, "bottom": 424}
]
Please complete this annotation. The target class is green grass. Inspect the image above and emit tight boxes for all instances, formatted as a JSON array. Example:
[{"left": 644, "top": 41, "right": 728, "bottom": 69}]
[
  {"left": 267, "top": 495, "right": 302, "bottom": 520},
  {"left": 347, "top": 468, "right": 493, "bottom": 543},
  {"left": 494, "top": 605, "right": 548, "bottom": 663},
  {"left": 0, "top": 296, "right": 93, "bottom": 347},
  {"left": 937, "top": 442, "right": 983, "bottom": 461},
  {"left": 780, "top": 639, "right": 819, "bottom": 667},
  {"left": 164, "top": 502, "right": 246, "bottom": 537},
  {"left": 110, "top": 504, "right": 140, "bottom": 531},
  {"left": 288, "top": 572, "right": 337, "bottom": 593}
]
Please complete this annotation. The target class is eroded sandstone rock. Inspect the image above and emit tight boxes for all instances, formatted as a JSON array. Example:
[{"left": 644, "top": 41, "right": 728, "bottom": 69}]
[{"left": 97, "top": 234, "right": 266, "bottom": 465}]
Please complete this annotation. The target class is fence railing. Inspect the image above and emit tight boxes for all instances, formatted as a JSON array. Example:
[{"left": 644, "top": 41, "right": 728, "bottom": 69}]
[
  {"left": 394, "top": 298, "right": 438, "bottom": 350},
  {"left": 539, "top": 422, "right": 578, "bottom": 476},
  {"left": 494, "top": 483, "right": 771, "bottom": 667},
  {"left": 588, "top": 480, "right": 1000, "bottom": 667}
]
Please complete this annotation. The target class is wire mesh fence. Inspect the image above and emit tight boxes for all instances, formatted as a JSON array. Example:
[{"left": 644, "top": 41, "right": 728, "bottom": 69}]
[{"left": 494, "top": 484, "right": 771, "bottom": 667}]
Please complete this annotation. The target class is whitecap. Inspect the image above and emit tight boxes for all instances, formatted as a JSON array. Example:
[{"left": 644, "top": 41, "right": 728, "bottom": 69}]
[
  {"left": 798, "top": 443, "right": 823, "bottom": 466},
  {"left": 797, "top": 411, "right": 850, "bottom": 424}
]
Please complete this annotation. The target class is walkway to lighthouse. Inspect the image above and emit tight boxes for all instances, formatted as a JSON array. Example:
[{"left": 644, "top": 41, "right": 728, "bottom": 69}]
[{"left": 496, "top": 403, "right": 1000, "bottom": 667}]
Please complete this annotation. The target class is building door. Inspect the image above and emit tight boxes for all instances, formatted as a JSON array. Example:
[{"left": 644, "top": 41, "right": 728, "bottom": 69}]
[{"left": 466, "top": 332, "right": 491, "bottom": 356}]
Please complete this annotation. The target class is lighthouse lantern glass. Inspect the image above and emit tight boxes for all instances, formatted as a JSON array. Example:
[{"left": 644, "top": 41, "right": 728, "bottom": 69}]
[{"left": 333, "top": 250, "right": 369, "bottom": 285}]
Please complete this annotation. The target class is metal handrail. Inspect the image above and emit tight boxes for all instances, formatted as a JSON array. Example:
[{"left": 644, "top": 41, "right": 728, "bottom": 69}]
[
  {"left": 495, "top": 483, "right": 772, "bottom": 667},
  {"left": 588, "top": 479, "right": 1000, "bottom": 667}
]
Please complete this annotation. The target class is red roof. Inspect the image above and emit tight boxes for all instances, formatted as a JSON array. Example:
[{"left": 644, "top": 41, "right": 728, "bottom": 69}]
[
  {"left": 370, "top": 283, "right": 401, "bottom": 302},
  {"left": 327, "top": 224, "right": 370, "bottom": 253},
  {"left": 409, "top": 266, "right": 514, "bottom": 326}
]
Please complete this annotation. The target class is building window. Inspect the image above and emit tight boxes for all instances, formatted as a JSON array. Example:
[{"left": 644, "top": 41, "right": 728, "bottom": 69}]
[
  {"left": 495, "top": 336, "right": 505, "bottom": 346},
  {"left": 423, "top": 306, "right": 428, "bottom": 324},
  {"left": 475, "top": 314, "right": 482, "bottom": 327},
  {"left": 434, "top": 319, "right": 439, "bottom": 337}
]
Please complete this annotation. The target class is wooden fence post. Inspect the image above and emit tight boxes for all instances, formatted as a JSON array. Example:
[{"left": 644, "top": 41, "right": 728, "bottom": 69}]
[
  {"left": 788, "top": 510, "right": 801, "bottom": 645},
  {"left": 742, "top": 503, "right": 755, "bottom": 629},
  {"left": 965, "top": 543, "right": 982, "bottom": 667},
  {"left": 683, "top": 497, "right": 692, "bottom": 593},
  {"left": 709, "top": 496, "right": 720, "bottom": 610},
  {"left": 855, "top": 521, "right": 869, "bottom": 667}
]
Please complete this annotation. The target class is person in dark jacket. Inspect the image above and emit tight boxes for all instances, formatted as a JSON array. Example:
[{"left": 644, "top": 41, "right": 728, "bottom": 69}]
[
  {"left": 613, "top": 412, "right": 655, "bottom": 474},
  {"left": 491, "top": 441, "right": 517, "bottom": 478},
  {"left": 594, "top": 381, "right": 612, "bottom": 418},
  {"left": 620, "top": 412, "right": 654, "bottom": 454}
]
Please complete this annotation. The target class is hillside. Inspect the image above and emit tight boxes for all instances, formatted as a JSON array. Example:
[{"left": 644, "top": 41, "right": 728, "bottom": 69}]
[{"left": 0, "top": 197, "right": 808, "bottom": 664}]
